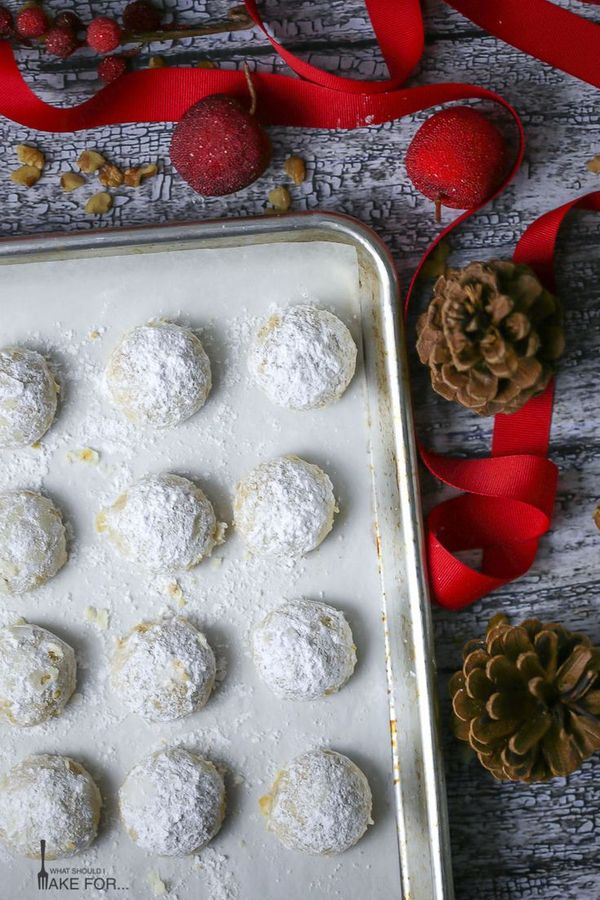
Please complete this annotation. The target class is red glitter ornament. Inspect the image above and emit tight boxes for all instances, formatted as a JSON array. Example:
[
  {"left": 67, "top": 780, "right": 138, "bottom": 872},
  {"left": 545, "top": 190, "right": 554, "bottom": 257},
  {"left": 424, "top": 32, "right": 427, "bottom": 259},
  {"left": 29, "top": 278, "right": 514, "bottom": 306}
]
[
  {"left": 122, "top": 1, "right": 162, "bottom": 32},
  {"left": 15, "top": 4, "right": 49, "bottom": 39},
  {"left": 0, "top": 6, "right": 13, "bottom": 36},
  {"left": 87, "top": 16, "right": 121, "bottom": 53},
  {"left": 45, "top": 25, "right": 78, "bottom": 59},
  {"left": 170, "top": 69, "right": 271, "bottom": 196},
  {"left": 98, "top": 55, "right": 127, "bottom": 84},
  {"left": 406, "top": 106, "right": 508, "bottom": 221}
]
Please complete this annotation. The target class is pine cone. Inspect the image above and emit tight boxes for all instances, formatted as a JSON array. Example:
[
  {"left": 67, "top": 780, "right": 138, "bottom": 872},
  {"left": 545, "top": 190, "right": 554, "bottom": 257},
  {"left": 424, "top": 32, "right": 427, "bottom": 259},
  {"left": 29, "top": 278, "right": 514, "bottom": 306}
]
[
  {"left": 449, "top": 614, "right": 600, "bottom": 783},
  {"left": 416, "top": 259, "right": 564, "bottom": 416}
]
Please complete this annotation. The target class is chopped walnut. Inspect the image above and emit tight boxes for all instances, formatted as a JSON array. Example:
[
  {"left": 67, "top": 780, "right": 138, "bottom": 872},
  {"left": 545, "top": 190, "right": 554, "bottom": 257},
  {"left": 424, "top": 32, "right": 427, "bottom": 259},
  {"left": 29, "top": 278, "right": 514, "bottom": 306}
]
[
  {"left": 85, "top": 191, "right": 113, "bottom": 215},
  {"left": 420, "top": 240, "right": 450, "bottom": 280},
  {"left": 16, "top": 144, "right": 45, "bottom": 170},
  {"left": 66, "top": 447, "right": 100, "bottom": 465},
  {"left": 267, "top": 185, "right": 292, "bottom": 212},
  {"left": 284, "top": 155, "right": 306, "bottom": 185},
  {"left": 10, "top": 166, "right": 41, "bottom": 187},
  {"left": 586, "top": 155, "right": 600, "bottom": 175},
  {"left": 148, "top": 55, "right": 165, "bottom": 68},
  {"left": 78, "top": 149, "right": 106, "bottom": 174},
  {"left": 124, "top": 162, "right": 158, "bottom": 187},
  {"left": 98, "top": 163, "right": 124, "bottom": 188},
  {"left": 85, "top": 606, "right": 110, "bottom": 630},
  {"left": 60, "top": 171, "right": 86, "bottom": 192}
]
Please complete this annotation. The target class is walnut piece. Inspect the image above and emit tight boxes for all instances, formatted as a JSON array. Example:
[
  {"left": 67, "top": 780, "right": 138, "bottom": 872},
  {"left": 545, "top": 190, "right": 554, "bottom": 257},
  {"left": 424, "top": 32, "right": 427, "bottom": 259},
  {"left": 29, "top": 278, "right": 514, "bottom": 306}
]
[
  {"left": 98, "top": 163, "right": 124, "bottom": 188},
  {"left": 16, "top": 144, "right": 45, "bottom": 170},
  {"left": 124, "top": 163, "right": 158, "bottom": 187},
  {"left": 267, "top": 185, "right": 292, "bottom": 212},
  {"left": 284, "top": 155, "right": 306, "bottom": 185},
  {"left": 10, "top": 166, "right": 41, "bottom": 187},
  {"left": 148, "top": 55, "right": 165, "bottom": 68},
  {"left": 85, "top": 191, "right": 113, "bottom": 215},
  {"left": 420, "top": 240, "right": 450, "bottom": 280},
  {"left": 586, "top": 155, "right": 600, "bottom": 175},
  {"left": 78, "top": 150, "right": 106, "bottom": 174},
  {"left": 60, "top": 172, "right": 86, "bottom": 192}
]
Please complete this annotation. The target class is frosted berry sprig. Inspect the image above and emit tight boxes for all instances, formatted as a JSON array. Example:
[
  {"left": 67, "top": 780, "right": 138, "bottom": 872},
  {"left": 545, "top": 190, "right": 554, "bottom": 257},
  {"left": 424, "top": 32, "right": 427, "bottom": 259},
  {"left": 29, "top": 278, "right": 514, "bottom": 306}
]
[{"left": 1, "top": 1, "right": 253, "bottom": 81}]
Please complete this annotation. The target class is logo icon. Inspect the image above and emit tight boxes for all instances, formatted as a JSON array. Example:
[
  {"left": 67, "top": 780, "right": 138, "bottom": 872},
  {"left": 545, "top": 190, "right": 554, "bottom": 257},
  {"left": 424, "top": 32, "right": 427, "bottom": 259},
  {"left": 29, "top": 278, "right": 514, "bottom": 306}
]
[{"left": 37, "top": 839, "right": 48, "bottom": 891}]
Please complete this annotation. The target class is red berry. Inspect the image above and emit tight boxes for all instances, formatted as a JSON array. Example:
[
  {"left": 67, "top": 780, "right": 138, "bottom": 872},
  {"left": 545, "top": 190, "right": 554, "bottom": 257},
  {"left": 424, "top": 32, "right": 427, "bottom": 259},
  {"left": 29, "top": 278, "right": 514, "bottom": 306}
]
[
  {"left": 170, "top": 95, "right": 271, "bottom": 196},
  {"left": 0, "top": 6, "right": 13, "bottom": 36},
  {"left": 406, "top": 107, "right": 508, "bottom": 215},
  {"left": 16, "top": 4, "right": 49, "bottom": 39},
  {"left": 122, "top": 1, "right": 162, "bottom": 32},
  {"left": 98, "top": 55, "right": 127, "bottom": 84},
  {"left": 54, "top": 11, "right": 82, "bottom": 32},
  {"left": 45, "top": 25, "right": 78, "bottom": 58},
  {"left": 87, "top": 16, "right": 121, "bottom": 53}
]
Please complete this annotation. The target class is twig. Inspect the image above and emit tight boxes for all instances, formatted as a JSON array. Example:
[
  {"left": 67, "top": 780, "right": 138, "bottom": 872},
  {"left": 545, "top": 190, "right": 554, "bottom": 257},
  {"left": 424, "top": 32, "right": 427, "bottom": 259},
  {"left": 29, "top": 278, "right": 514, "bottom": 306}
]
[
  {"left": 243, "top": 62, "right": 257, "bottom": 115},
  {"left": 121, "top": 7, "right": 253, "bottom": 44}
]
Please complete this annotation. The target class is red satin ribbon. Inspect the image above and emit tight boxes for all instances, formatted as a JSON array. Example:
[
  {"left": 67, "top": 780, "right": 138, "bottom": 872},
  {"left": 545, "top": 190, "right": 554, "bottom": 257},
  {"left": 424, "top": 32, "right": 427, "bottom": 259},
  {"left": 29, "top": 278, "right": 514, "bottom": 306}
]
[
  {"left": 447, "top": 0, "right": 600, "bottom": 90},
  {"left": 0, "top": 0, "right": 596, "bottom": 609},
  {"left": 425, "top": 193, "right": 600, "bottom": 609}
]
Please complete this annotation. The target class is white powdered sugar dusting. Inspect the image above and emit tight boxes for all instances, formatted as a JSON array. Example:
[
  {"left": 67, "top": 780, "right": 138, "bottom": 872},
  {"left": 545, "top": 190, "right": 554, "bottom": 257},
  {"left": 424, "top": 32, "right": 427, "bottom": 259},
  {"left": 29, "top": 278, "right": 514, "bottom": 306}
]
[
  {"left": 0, "top": 490, "right": 67, "bottom": 594},
  {"left": 98, "top": 473, "right": 223, "bottom": 572},
  {"left": 106, "top": 321, "right": 212, "bottom": 428},
  {"left": 119, "top": 748, "right": 225, "bottom": 857},
  {"left": 248, "top": 306, "right": 357, "bottom": 410},
  {"left": 233, "top": 455, "right": 336, "bottom": 556},
  {"left": 196, "top": 847, "right": 239, "bottom": 900},
  {"left": 111, "top": 616, "right": 216, "bottom": 723},
  {"left": 0, "top": 346, "right": 58, "bottom": 449},
  {"left": 0, "top": 754, "right": 101, "bottom": 859},
  {"left": 265, "top": 749, "right": 372, "bottom": 855},
  {"left": 252, "top": 599, "right": 356, "bottom": 700},
  {"left": 0, "top": 623, "right": 76, "bottom": 727}
]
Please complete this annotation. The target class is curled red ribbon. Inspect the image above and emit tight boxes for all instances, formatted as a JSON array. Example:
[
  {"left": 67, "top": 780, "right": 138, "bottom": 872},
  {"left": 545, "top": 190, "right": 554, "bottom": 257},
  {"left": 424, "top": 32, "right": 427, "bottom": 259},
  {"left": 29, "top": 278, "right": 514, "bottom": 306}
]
[{"left": 0, "top": 0, "right": 596, "bottom": 609}]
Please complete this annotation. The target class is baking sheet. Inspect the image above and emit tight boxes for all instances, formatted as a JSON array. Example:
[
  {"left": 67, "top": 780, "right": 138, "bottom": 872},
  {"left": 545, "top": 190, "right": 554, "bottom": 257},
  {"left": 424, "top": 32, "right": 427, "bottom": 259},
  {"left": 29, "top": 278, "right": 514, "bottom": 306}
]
[{"left": 0, "top": 238, "right": 406, "bottom": 900}]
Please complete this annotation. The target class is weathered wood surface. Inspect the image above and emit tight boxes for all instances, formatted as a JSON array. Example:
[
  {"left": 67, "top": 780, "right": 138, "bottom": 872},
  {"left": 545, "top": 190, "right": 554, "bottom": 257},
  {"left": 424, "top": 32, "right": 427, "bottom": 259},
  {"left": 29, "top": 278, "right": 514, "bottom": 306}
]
[{"left": 1, "top": 1, "right": 599, "bottom": 897}]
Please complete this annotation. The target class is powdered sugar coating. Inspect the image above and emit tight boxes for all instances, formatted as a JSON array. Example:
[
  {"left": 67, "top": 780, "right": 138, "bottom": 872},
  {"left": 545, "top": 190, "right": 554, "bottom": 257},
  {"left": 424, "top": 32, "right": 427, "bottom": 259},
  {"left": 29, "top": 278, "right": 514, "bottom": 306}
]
[
  {"left": 0, "top": 490, "right": 67, "bottom": 594},
  {"left": 0, "top": 754, "right": 102, "bottom": 859},
  {"left": 97, "top": 473, "right": 222, "bottom": 572},
  {"left": 0, "top": 623, "right": 76, "bottom": 727},
  {"left": 252, "top": 599, "right": 356, "bottom": 700},
  {"left": 248, "top": 305, "right": 357, "bottom": 410},
  {"left": 233, "top": 455, "right": 336, "bottom": 557},
  {"left": 263, "top": 748, "right": 372, "bottom": 855},
  {"left": 0, "top": 346, "right": 58, "bottom": 448},
  {"left": 111, "top": 617, "right": 216, "bottom": 723},
  {"left": 119, "top": 748, "right": 225, "bottom": 856},
  {"left": 106, "top": 321, "right": 212, "bottom": 428}
]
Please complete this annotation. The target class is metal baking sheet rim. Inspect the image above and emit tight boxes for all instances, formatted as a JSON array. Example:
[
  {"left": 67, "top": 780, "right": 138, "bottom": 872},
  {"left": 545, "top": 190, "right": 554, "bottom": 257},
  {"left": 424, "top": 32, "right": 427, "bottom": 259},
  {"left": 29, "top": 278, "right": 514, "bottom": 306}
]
[{"left": 0, "top": 211, "right": 454, "bottom": 900}]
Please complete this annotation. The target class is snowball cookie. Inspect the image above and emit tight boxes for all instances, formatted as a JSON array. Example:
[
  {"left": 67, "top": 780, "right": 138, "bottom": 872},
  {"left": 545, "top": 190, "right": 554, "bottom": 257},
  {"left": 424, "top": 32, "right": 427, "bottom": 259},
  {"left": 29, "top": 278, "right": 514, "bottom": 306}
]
[
  {"left": 0, "top": 346, "right": 58, "bottom": 449},
  {"left": 106, "top": 320, "right": 211, "bottom": 428},
  {"left": 97, "top": 473, "right": 222, "bottom": 572},
  {"left": 233, "top": 455, "right": 336, "bottom": 557},
  {"left": 112, "top": 617, "right": 216, "bottom": 723},
  {"left": 261, "top": 748, "right": 372, "bottom": 855},
  {"left": 0, "top": 623, "right": 76, "bottom": 727},
  {"left": 119, "top": 748, "right": 225, "bottom": 856},
  {"left": 248, "top": 305, "right": 357, "bottom": 410},
  {"left": 253, "top": 599, "right": 356, "bottom": 700},
  {"left": 0, "top": 754, "right": 102, "bottom": 859},
  {"left": 0, "top": 490, "right": 67, "bottom": 594}
]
